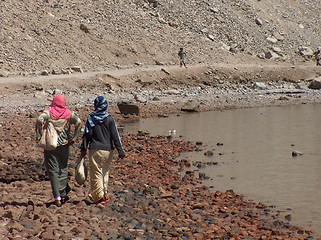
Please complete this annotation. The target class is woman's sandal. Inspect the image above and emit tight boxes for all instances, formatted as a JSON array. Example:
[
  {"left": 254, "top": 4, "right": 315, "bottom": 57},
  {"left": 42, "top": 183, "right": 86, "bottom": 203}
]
[
  {"left": 54, "top": 199, "right": 62, "bottom": 207},
  {"left": 97, "top": 196, "right": 110, "bottom": 205}
]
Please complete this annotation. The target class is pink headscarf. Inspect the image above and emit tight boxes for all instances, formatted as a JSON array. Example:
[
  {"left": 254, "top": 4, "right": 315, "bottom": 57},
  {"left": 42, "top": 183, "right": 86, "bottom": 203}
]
[{"left": 49, "top": 94, "right": 71, "bottom": 119}]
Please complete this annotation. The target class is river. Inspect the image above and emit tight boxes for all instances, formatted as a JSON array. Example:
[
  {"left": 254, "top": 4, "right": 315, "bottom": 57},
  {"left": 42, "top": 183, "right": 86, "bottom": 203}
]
[{"left": 124, "top": 103, "right": 321, "bottom": 237}]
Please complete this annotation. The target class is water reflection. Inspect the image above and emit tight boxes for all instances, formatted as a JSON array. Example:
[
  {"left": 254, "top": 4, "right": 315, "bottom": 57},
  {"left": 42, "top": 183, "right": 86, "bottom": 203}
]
[{"left": 124, "top": 104, "right": 321, "bottom": 236}]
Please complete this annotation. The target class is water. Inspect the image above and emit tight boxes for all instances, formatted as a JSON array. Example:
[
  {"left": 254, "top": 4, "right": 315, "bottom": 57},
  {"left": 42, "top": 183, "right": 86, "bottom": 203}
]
[{"left": 124, "top": 104, "right": 321, "bottom": 236}]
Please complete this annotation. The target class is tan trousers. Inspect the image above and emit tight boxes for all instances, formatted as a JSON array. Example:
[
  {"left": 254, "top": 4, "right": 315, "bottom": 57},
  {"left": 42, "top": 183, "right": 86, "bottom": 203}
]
[{"left": 88, "top": 149, "right": 113, "bottom": 203}]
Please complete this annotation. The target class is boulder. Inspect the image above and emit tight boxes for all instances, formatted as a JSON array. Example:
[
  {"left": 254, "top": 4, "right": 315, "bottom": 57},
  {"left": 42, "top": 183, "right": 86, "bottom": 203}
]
[
  {"left": 117, "top": 101, "right": 140, "bottom": 115},
  {"left": 292, "top": 150, "right": 303, "bottom": 157},
  {"left": 308, "top": 78, "right": 321, "bottom": 89},
  {"left": 181, "top": 101, "right": 199, "bottom": 112},
  {"left": 265, "top": 51, "right": 279, "bottom": 59}
]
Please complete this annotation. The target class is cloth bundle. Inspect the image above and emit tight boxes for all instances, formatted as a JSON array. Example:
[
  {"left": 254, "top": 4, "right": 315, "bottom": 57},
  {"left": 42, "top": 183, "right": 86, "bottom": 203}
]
[
  {"left": 38, "top": 121, "right": 58, "bottom": 151},
  {"left": 75, "top": 157, "right": 88, "bottom": 185}
]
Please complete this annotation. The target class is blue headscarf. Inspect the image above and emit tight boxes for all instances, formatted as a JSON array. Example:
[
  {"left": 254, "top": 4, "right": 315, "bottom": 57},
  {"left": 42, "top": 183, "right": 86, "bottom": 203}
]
[{"left": 85, "top": 96, "right": 109, "bottom": 133}]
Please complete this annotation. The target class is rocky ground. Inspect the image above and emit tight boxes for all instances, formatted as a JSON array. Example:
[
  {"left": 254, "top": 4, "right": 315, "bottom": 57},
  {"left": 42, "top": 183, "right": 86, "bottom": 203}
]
[{"left": 0, "top": 62, "right": 321, "bottom": 239}]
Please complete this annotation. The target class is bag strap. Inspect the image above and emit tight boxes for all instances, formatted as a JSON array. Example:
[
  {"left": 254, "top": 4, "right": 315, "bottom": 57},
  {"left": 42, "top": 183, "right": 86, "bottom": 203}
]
[{"left": 43, "top": 110, "right": 51, "bottom": 122}]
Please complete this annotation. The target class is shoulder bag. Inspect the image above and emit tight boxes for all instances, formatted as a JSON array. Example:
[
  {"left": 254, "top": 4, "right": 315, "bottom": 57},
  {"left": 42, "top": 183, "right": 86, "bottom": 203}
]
[
  {"left": 75, "top": 157, "right": 88, "bottom": 185},
  {"left": 38, "top": 120, "right": 58, "bottom": 151}
]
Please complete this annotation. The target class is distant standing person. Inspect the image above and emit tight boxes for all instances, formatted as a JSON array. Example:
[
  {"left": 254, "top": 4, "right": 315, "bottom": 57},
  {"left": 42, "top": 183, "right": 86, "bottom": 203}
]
[
  {"left": 178, "top": 47, "right": 187, "bottom": 68},
  {"left": 80, "top": 96, "right": 125, "bottom": 205},
  {"left": 315, "top": 48, "right": 321, "bottom": 66},
  {"left": 36, "top": 94, "right": 82, "bottom": 207}
]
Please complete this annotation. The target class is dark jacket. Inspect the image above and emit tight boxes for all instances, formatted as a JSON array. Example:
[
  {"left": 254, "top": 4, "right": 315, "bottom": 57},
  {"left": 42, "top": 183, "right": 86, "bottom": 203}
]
[{"left": 81, "top": 116, "right": 125, "bottom": 156}]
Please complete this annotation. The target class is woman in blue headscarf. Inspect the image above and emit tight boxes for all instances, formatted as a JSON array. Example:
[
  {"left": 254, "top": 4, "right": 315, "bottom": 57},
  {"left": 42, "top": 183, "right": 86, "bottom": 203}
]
[{"left": 80, "top": 96, "right": 125, "bottom": 204}]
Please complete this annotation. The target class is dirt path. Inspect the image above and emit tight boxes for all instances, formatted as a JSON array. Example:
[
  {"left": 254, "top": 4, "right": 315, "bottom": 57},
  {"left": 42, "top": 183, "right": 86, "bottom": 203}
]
[
  {"left": 0, "top": 64, "right": 192, "bottom": 84},
  {"left": 2, "top": 62, "right": 320, "bottom": 87}
]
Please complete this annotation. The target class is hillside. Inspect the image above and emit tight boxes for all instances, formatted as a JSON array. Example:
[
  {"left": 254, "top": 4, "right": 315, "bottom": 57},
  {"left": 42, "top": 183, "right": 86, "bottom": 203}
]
[{"left": 1, "top": 0, "right": 321, "bottom": 77}]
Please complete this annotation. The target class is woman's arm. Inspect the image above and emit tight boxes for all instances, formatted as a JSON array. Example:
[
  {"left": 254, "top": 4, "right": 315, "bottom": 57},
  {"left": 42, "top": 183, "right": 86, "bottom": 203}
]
[
  {"left": 109, "top": 117, "right": 125, "bottom": 158},
  {"left": 69, "top": 112, "right": 82, "bottom": 144}
]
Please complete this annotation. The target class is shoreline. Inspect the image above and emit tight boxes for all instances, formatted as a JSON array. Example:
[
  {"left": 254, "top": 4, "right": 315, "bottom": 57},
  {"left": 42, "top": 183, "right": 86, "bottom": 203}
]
[
  {"left": 1, "top": 62, "right": 321, "bottom": 117},
  {"left": 0, "top": 128, "right": 316, "bottom": 239},
  {"left": 0, "top": 63, "right": 321, "bottom": 238}
]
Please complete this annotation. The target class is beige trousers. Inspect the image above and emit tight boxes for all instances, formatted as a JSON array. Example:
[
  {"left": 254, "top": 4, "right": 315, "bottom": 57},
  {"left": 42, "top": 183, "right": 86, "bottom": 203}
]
[{"left": 88, "top": 149, "right": 113, "bottom": 203}]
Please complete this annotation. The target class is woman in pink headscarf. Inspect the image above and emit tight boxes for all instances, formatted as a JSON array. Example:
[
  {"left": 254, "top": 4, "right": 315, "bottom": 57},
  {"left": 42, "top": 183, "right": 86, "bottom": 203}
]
[
  {"left": 49, "top": 94, "right": 72, "bottom": 119},
  {"left": 36, "top": 94, "right": 82, "bottom": 207}
]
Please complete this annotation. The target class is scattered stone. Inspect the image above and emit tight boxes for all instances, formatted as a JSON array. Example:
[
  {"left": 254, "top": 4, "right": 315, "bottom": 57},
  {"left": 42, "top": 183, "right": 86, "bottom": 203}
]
[
  {"left": 266, "top": 37, "right": 278, "bottom": 44},
  {"left": 273, "top": 31, "right": 285, "bottom": 41},
  {"left": 53, "top": 89, "right": 63, "bottom": 95},
  {"left": 158, "top": 16, "right": 167, "bottom": 24},
  {"left": 257, "top": 52, "right": 265, "bottom": 59},
  {"left": 255, "top": 82, "right": 267, "bottom": 90},
  {"left": 155, "top": 60, "right": 165, "bottom": 66},
  {"left": 80, "top": 23, "right": 89, "bottom": 33},
  {"left": 152, "top": 96, "right": 160, "bottom": 101},
  {"left": 265, "top": 51, "right": 279, "bottom": 59},
  {"left": 199, "top": 172, "right": 209, "bottom": 180},
  {"left": 71, "top": 66, "right": 83, "bottom": 73},
  {"left": 209, "top": 7, "right": 219, "bottom": 13},
  {"left": 134, "top": 94, "right": 147, "bottom": 103},
  {"left": 299, "top": 47, "right": 314, "bottom": 58},
  {"left": 51, "top": 69, "right": 62, "bottom": 75},
  {"left": 40, "top": 70, "right": 49, "bottom": 76},
  {"left": 0, "top": 70, "right": 8, "bottom": 77},
  {"left": 285, "top": 214, "right": 292, "bottom": 221},
  {"left": 148, "top": 0, "right": 159, "bottom": 8},
  {"left": 208, "top": 34, "right": 215, "bottom": 41},
  {"left": 272, "top": 46, "right": 283, "bottom": 54},
  {"left": 161, "top": 68, "right": 170, "bottom": 75},
  {"left": 278, "top": 96, "right": 289, "bottom": 100},
  {"left": 255, "top": 18, "right": 263, "bottom": 26},
  {"left": 61, "top": 69, "right": 71, "bottom": 74},
  {"left": 292, "top": 150, "right": 303, "bottom": 157},
  {"left": 204, "top": 150, "right": 214, "bottom": 156}
]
